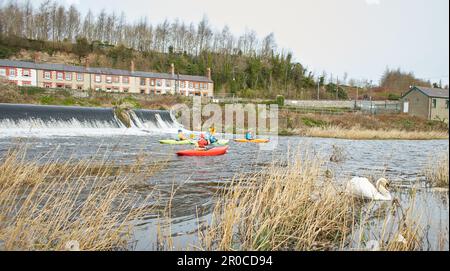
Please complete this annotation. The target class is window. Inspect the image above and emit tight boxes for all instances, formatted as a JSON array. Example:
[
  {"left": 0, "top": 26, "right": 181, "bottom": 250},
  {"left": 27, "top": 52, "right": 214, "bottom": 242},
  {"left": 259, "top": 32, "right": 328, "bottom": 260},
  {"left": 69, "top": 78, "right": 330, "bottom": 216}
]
[
  {"left": 65, "top": 73, "right": 72, "bottom": 81},
  {"left": 76, "top": 73, "right": 84, "bottom": 81},
  {"left": 140, "top": 89, "right": 145, "bottom": 94},
  {"left": 56, "top": 83, "right": 64, "bottom": 88},
  {"left": 44, "top": 71, "right": 51, "bottom": 79},
  {"left": 112, "top": 86, "right": 120, "bottom": 92},
  {"left": 95, "top": 86, "right": 102, "bottom": 91},
  {"left": 113, "top": 76, "right": 120, "bottom": 83},
  {"left": 22, "top": 69, "right": 30, "bottom": 77},
  {"left": 165, "top": 80, "right": 171, "bottom": 87},
  {"left": 95, "top": 75, "right": 102, "bottom": 83},
  {"left": 77, "top": 85, "right": 83, "bottom": 90},
  {"left": 9, "top": 69, "right": 16, "bottom": 77},
  {"left": 156, "top": 80, "right": 162, "bottom": 87},
  {"left": 123, "top": 88, "right": 129, "bottom": 93},
  {"left": 432, "top": 99, "right": 437, "bottom": 109},
  {"left": 44, "top": 83, "right": 52, "bottom": 88},
  {"left": 56, "top": 72, "right": 63, "bottom": 80},
  {"left": 0, "top": 68, "right": 6, "bottom": 76},
  {"left": 65, "top": 84, "right": 72, "bottom": 89},
  {"left": 150, "top": 80, "right": 155, "bottom": 86},
  {"left": 106, "top": 76, "right": 112, "bottom": 83},
  {"left": 122, "top": 77, "right": 129, "bottom": 84},
  {"left": 189, "top": 82, "right": 193, "bottom": 89},
  {"left": 140, "top": 78, "right": 146, "bottom": 86}
]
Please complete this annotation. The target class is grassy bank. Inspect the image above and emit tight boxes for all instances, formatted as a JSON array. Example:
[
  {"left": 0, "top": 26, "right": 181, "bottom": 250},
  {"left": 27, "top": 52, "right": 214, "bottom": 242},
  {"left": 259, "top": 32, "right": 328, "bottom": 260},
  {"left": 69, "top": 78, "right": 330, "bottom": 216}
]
[
  {"left": 0, "top": 79, "right": 191, "bottom": 110},
  {"left": 299, "top": 126, "right": 449, "bottom": 140},
  {"left": 279, "top": 111, "right": 449, "bottom": 140}
]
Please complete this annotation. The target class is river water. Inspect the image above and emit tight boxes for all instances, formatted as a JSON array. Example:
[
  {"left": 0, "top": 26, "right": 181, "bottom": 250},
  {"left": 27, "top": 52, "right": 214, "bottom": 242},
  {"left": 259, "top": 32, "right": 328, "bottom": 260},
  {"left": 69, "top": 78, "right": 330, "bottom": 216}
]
[{"left": 0, "top": 104, "right": 448, "bottom": 250}]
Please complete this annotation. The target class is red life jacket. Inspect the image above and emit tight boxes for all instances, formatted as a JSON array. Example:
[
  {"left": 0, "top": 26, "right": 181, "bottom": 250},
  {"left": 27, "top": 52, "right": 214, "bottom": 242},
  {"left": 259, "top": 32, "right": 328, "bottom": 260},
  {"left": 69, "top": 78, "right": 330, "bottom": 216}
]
[{"left": 198, "top": 138, "right": 208, "bottom": 148}]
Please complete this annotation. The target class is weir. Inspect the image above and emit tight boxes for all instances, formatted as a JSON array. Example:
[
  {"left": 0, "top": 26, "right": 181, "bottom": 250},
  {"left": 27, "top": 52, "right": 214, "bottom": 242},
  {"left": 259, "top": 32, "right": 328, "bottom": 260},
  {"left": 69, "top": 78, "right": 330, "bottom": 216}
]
[{"left": 0, "top": 103, "right": 183, "bottom": 136}]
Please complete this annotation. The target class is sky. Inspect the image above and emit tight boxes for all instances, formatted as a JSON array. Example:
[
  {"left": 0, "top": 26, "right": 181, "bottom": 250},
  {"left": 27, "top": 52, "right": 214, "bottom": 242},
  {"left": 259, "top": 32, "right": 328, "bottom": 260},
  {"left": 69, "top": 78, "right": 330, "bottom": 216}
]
[{"left": 36, "top": 0, "right": 450, "bottom": 85}]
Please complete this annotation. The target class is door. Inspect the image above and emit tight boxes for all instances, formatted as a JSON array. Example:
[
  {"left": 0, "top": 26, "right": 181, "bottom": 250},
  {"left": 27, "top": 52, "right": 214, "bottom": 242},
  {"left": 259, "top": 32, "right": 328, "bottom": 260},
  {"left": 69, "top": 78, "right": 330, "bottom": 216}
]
[{"left": 403, "top": 101, "right": 409, "bottom": 113}]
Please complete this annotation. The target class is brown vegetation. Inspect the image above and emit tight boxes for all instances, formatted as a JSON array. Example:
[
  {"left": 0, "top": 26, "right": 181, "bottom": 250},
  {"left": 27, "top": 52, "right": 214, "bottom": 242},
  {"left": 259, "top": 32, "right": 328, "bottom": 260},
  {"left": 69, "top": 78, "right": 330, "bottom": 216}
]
[
  {"left": 198, "top": 148, "right": 433, "bottom": 251},
  {"left": 0, "top": 146, "right": 164, "bottom": 251},
  {"left": 424, "top": 152, "right": 449, "bottom": 188},
  {"left": 279, "top": 111, "right": 448, "bottom": 139}
]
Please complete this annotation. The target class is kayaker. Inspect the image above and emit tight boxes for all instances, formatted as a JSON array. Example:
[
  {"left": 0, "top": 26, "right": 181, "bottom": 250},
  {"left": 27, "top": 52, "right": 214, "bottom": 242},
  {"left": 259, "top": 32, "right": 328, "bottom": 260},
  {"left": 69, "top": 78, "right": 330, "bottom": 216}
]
[
  {"left": 208, "top": 125, "right": 218, "bottom": 144},
  {"left": 209, "top": 125, "right": 216, "bottom": 135},
  {"left": 245, "top": 130, "right": 254, "bottom": 140},
  {"left": 196, "top": 133, "right": 209, "bottom": 150},
  {"left": 177, "top": 129, "right": 187, "bottom": 141}
]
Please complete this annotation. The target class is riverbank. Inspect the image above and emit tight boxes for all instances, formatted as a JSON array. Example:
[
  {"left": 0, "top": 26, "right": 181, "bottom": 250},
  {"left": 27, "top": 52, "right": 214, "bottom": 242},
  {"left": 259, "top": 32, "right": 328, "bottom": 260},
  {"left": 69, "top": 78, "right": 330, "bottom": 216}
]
[
  {"left": 297, "top": 126, "right": 449, "bottom": 140},
  {"left": 279, "top": 111, "right": 449, "bottom": 140}
]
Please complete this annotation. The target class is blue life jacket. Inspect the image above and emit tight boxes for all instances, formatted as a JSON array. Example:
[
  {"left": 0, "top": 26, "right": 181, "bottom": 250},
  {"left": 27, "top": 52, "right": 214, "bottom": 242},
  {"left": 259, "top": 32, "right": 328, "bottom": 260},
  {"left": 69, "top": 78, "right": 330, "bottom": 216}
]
[{"left": 245, "top": 132, "right": 253, "bottom": 140}]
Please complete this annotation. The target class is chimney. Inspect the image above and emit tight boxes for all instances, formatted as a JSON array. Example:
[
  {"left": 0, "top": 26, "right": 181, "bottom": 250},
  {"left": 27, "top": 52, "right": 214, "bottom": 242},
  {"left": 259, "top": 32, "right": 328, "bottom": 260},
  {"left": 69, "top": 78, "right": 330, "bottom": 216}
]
[
  {"left": 131, "top": 61, "right": 135, "bottom": 73},
  {"left": 171, "top": 63, "right": 175, "bottom": 77},
  {"left": 33, "top": 52, "right": 40, "bottom": 63},
  {"left": 207, "top": 67, "right": 211, "bottom": 80}
]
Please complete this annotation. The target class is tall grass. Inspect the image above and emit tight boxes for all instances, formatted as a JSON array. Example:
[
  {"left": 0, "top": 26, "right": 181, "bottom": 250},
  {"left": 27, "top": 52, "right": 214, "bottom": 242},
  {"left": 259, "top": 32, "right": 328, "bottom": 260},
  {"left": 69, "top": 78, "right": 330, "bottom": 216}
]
[
  {"left": 424, "top": 152, "right": 449, "bottom": 188},
  {"left": 0, "top": 146, "right": 163, "bottom": 251},
  {"left": 198, "top": 148, "right": 443, "bottom": 251},
  {"left": 199, "top": 149, "right": 353, "bottom": 251},
  {"left": 303, "top": 126, "right": 448, "bottom": 140}
]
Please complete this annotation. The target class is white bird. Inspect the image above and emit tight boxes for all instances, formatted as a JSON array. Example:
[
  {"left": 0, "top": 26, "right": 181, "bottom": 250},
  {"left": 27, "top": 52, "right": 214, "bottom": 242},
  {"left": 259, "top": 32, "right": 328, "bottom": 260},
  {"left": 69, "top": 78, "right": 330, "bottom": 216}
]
[{"left": 346, "top": 177, "right": 392, "bottom": 201}]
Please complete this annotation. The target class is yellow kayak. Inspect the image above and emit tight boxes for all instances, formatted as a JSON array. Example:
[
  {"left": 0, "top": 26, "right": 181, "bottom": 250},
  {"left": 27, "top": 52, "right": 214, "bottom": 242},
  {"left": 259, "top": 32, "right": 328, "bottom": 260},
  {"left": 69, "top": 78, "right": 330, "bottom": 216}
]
[{"left": 234, "top": 139, "right": 270, "bottom": 143}]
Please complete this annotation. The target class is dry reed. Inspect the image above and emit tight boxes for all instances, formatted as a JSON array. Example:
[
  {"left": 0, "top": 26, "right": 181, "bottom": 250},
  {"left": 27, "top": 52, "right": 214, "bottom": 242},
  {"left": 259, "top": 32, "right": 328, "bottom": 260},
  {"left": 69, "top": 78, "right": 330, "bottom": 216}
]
[
  {"left": 0, "top": 146, "right": 163, "bottom": 251},
  {"left": 303, "top": 126, "right": 448, "bottom": 140},
  {"left": 424, "top": 152, "right": 449, "bottom": 188},
  {"left": 200, "top": 149, "right": 357, "bottom": 251},
  {"left": 198, "top": 147, "right": 445, "bottom": 251}
]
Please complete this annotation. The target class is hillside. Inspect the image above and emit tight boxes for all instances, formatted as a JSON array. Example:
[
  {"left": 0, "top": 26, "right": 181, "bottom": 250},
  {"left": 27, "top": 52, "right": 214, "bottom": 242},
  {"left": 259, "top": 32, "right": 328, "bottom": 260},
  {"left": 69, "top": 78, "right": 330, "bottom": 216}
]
[{"left": 0, "top": 1, "right": 442, "bottom": 101}]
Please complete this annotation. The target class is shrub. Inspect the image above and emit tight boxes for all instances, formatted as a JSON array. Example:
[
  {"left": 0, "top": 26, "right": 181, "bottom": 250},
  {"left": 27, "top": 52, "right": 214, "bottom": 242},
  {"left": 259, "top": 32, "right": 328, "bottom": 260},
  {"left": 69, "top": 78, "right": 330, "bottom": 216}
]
[
  {"left": 276, "top": 95, "right": 285, "bottom": 107},
  {"left": 301, "top": 117, "right": 327, "bottom": 127},
  {"left": 388, "top": 93, "right": 401, "bottom": 100},
  {"left": 39, "top": 96, "right": 56, "bottom": 105}
]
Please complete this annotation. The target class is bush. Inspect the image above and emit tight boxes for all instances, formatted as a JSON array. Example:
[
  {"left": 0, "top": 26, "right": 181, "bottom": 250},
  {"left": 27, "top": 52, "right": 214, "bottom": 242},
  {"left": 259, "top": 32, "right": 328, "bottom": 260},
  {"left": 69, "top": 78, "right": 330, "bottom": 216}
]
[
  {"left": 19, "top": 86, "right": 47, "bottom": 95},
  {"left": 276, "top": 95, "right": 285, "bottom": 107},
  {"left": 388, "top": 93, "right": 400, "bottom": 100},
  {"left": 301, "top": 117, "right": 327, "bottom": 127},
  {"left": 39, "top": 96, "right": 56, "bottom": 105}
]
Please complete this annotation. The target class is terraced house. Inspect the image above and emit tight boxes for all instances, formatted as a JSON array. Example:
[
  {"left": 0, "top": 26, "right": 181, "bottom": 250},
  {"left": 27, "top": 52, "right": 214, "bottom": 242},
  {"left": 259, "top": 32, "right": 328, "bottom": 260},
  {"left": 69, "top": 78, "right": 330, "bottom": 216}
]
[{"left": 0, "top": 59, "right": 214, "bottom": 97}]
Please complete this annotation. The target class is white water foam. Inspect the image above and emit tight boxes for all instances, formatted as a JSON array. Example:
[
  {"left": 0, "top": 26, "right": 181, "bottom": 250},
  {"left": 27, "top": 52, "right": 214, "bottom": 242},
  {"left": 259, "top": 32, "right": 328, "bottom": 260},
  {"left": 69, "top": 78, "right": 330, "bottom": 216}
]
[{"left": 0, "top": 110, "right": 185, "bottom": 138}]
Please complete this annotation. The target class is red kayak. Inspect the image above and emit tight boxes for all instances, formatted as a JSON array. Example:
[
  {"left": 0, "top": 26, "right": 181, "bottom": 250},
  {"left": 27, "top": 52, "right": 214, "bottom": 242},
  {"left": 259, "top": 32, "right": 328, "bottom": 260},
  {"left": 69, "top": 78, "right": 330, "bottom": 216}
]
[{"left": 176, "top": 146, "right": 229, "bottom": 157}]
